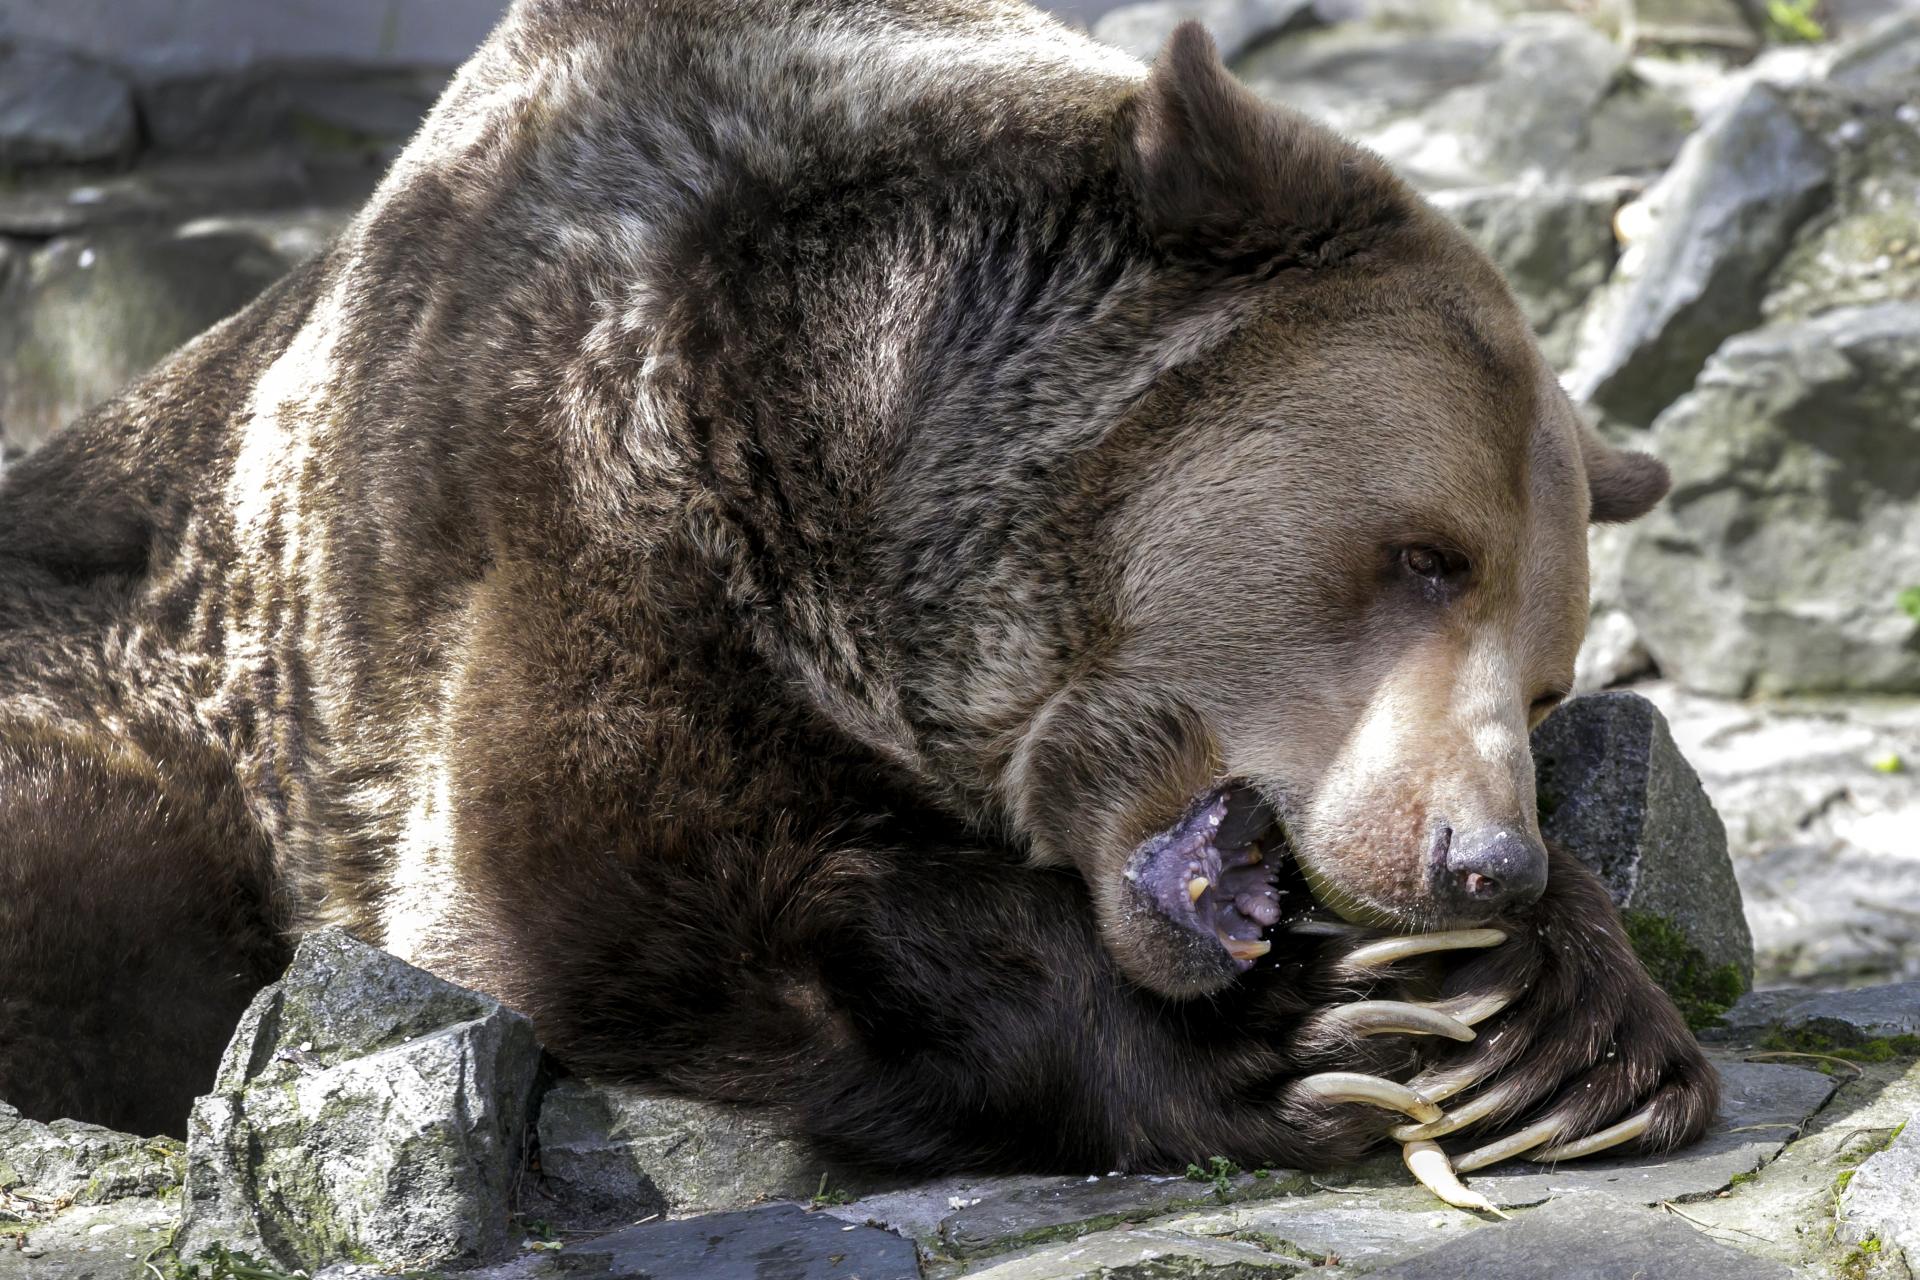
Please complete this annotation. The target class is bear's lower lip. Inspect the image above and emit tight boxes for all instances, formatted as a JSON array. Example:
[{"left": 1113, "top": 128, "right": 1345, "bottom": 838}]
[{"left": 1122, "top": 783, "right": 1310, "bottom": 970}]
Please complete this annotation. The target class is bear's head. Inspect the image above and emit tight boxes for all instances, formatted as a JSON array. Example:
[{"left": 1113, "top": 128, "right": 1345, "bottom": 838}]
[{"left": 985, "top": 23, "right": 1671, "bottom": 998}]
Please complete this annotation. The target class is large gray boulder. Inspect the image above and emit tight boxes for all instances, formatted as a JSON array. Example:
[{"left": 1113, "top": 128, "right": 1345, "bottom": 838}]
[
  {"left": 1619, "top": 302, "right": 1920, "bottom": 697},
  {"left": 1532, "top": 692, "right": 1753, "bottom": 1024},
  {"left": 0, "top": 43, "right": 137, "bottom": 170},
  {"left": 177, "top": 930, "right": 542, "bottom": 1272},
  {"left": 1565, "top": 82, "right": 1833, "bottom": 425},
  {"left": 1236, "top": 14, "right": 1691, "bottom": 192},
  {"left": 1759, "top": 87, "right": 1920, "bottom": 326},
  {"left": 0, "top": 227, "right": 291, "bottom": 453}
]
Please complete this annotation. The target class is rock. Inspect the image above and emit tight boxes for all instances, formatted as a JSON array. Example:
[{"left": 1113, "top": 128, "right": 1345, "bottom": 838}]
[
  {"left": 1576, "top": 513, "right": 1657, "bottom": 694},
  {"left": 1759, "top": 90, "right": 1920, "bottom": 326},
  {"left": 1829, "top": 10, "right": 1920, "bottom": 97},
  {"left": 1839, "top": 1112, "right": 1920, "bottom": 1272},
  {"left": 0, "top": 1104, "right": 184, "bottom": 1279},
  {"left": 1171, "top": 1197, "right": 1495, "bottom": 1270},
  {"left": 1366, "top": 1193, "right": 1797, "bottom": 1279},
  {"left": 1623, "top": 0, "right": 1759, "bottom": 55},
  {"left": 0, "top": 226, "right": 291, "bottom": 453},
  {"left": 1575, "top": 610, "right": 1655, "bottom": 693},
  {"left": 1091, "top": 0, "right": 1319, "bottom": 62},
  {"left": 0, "top": 1198, "right": 179, "bottom": 1280},
  {"left": 1566, "top": 82, "right": 1833, "bottom": 425},
  {"left": 960, "top": 1225, "right": 1303, "bottom": 1277},
  {"left": 1237, "top": 15, "right": 1691, "bottom": 192},
  {"left": 934, "top": 1168, "right": 1313, "bottom": 1260},
  {"left": 177, "top": 929, "right": 542, "bottom": 1272},
  {"left": 530, "top": 1078, "right": 857, "bottom": 1227},
  {"left": 0, "top": 1103, "right": 184, "bottom": 1209},
  {"left": 137, "top": 65, "right": 450, "bottom": 159},
  {"left": 829, "top": 1167, "right": 1314, "bottom": 1266},
  {"left": 0, "top": 43, "right": 137, "bottom": 169},
  {"left": 1532, "top": 692, "right": 1754, "bottom": 1020},
  {"left": 1819, "top": 0, "right": 1920, "bottom": 40},
  {"left": 1758, "top": 990, "right": 1912, "bottom": 1043},
  {"left": 1640, "top": 683, "right": 1920, "bottom": 986},
  {"left": 1618, "top": 303, "right": 1920, "bottom": 697},
  {"left": 1472, "top": 1058, "right": 1840, "bottom": 1208},
  {"left": 1431, "top": 179, "right": 1629, "bottom": 368},
  {"left": 563, "top": 1204, "right": 922, "bottom": 1280},
  {"left": 0, "top": 153, "right": 325, "bottom": 239}
]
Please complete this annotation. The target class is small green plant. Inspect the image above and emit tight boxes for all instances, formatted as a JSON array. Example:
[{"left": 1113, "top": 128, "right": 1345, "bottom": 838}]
[
  {"left": 808, "top": 1172, "right": 854, "bottom": 1209},
  {"left": 1839, "top": 1234, "right": 1883, "bottom": 1280},
  {"left": 1766, "top": 0, "right": 1827, "bottom": 42},
  {"left": 164, "top": 1244, "right": 310, "bottom": 1280},
  {"left": 1184, "top": 1155, "right": 1239, "bottom": 1201},
  {"left": 1899, "top": 587, "right": 1920, "bottom": 623}
]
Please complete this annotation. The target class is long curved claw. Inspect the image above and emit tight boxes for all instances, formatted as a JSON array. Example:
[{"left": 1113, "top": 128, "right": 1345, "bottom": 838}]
[
  {"left": 1452, "top": 1114, "right": 1569, "bottom": 1172},
  {"left": 1340, "top": 929, "right": 1508, "bottom": 971},
  {"left": 1408, "top": 1059, "right": 1502, "bottom": 1106},
  {"left": 1529, "top": 1107, "right": 1653, "bottom": 1163},
  {"left": 1297, "top": 1072, "right": 1444, "bottom": 1124},
  {"left": 1430, "top": 990, "right": 1516, "bottom": 1027},
  {"left": 1321, "top": 1000, "right": 1476, "bottom": 1041},
  {"left": 1402, "top": 1140, "right": 1510, "bottom": 1217},
  {"left": 1390, "top": 1081, "right": 1524, "bottom": 1142}
]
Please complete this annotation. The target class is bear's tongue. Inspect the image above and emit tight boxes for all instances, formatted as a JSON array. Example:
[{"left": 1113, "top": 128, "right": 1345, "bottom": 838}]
[{"left": 1122, "top": 783, "right": 1304, "bottom": 969}]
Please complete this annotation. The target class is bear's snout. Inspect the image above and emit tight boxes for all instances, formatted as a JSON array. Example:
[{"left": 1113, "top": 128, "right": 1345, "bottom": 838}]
[{"left": 1432, "top": 823, "right": 1549, "bottom": 917}]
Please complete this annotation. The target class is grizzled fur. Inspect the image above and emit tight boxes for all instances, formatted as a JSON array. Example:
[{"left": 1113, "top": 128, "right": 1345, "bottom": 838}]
[{"left": 0, "top": 0, "right": 1713, "bottom": 1169}]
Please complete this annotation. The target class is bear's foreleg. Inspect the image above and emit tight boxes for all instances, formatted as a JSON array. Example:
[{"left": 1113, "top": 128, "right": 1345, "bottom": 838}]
[{"left": 0, "top": 720, "right": 289, "bottom": 1137}]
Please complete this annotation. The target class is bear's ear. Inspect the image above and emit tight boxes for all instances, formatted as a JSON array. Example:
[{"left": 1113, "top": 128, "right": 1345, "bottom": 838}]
[
  {"left": 1123, "top": 21, "right": 1407, "bottom": 268},
  {"left": 1581, "top": 431, "right": 1671, "bottom": 523}
]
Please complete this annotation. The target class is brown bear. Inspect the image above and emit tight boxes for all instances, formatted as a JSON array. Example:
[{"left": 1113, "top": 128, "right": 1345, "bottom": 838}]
[{"left": 0, "top": 0, "right": 1714, "bottom": 1179}]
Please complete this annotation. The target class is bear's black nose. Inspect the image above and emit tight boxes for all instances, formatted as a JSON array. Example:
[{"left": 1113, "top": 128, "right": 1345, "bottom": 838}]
[{"left": 1438, "top": 825, "right": 1548, "bottom": 916}]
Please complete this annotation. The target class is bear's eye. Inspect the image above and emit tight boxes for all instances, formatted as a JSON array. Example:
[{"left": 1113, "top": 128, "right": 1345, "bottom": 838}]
[{"left": 1397, "top": 544, "right": 1466, "bottom": 581}]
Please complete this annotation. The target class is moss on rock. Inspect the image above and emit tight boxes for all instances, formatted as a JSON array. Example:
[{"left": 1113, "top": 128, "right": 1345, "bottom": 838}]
[{"left": 1624, "top": 909, "right": 1748, "bottom": 1031}]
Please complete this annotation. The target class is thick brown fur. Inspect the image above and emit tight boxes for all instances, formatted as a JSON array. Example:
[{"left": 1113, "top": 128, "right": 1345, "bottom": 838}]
[{"left": 0, "top": 1, "right": 1712, "bottom": 1171}]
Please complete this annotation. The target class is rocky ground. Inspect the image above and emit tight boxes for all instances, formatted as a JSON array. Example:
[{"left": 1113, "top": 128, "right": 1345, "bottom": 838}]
[{"left": 3, "top": 0, "right": 1920, "bottom": 1276}]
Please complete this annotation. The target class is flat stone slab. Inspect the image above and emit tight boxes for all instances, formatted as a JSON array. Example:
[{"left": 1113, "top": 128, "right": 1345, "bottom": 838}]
[
  {"left": 959, "top": 1225, "right": 1302, "bottom": 1278},
  {"left": 1472, "top": 1059, "right": 1838, "bottom": 1208},
  {"left": 916, "top": 1169, "right": 1314, "bottom": 1260},
  {"left": 565, "top": 1203, "right": 921, "bottom": 1280},
  {"left": 1767, "top": 984, "right": 1920, "bottom": 1046},
  {"left": 1366, "top": 1194, "right": 1795, "bottom": 1279},
  {"left": 1839, "top": 1108, "right": 1920, "bottom": 1271},
  {"left": 1173, "top": 1192, "right": 1494, "bottom": 1271}
]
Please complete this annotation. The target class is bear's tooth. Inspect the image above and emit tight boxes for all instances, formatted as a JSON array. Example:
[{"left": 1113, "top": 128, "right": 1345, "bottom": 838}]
[{"left": 1187, "top": 876, "right": 1209, "bottom": 903}]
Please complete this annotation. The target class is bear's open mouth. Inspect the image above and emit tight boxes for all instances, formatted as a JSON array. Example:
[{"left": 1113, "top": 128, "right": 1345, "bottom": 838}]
[{"left": 1122, "top": 783, "right": 1312, "bottom": 971}]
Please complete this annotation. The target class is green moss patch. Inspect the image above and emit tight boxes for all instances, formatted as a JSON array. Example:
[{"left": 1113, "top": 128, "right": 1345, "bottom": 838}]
[
  {"left": 1623, "top": 910, "right": 1747, "bottom": 1031},
  {"left": 1761, "top": 1026, "right": 1920, "bottom": 1063}
]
